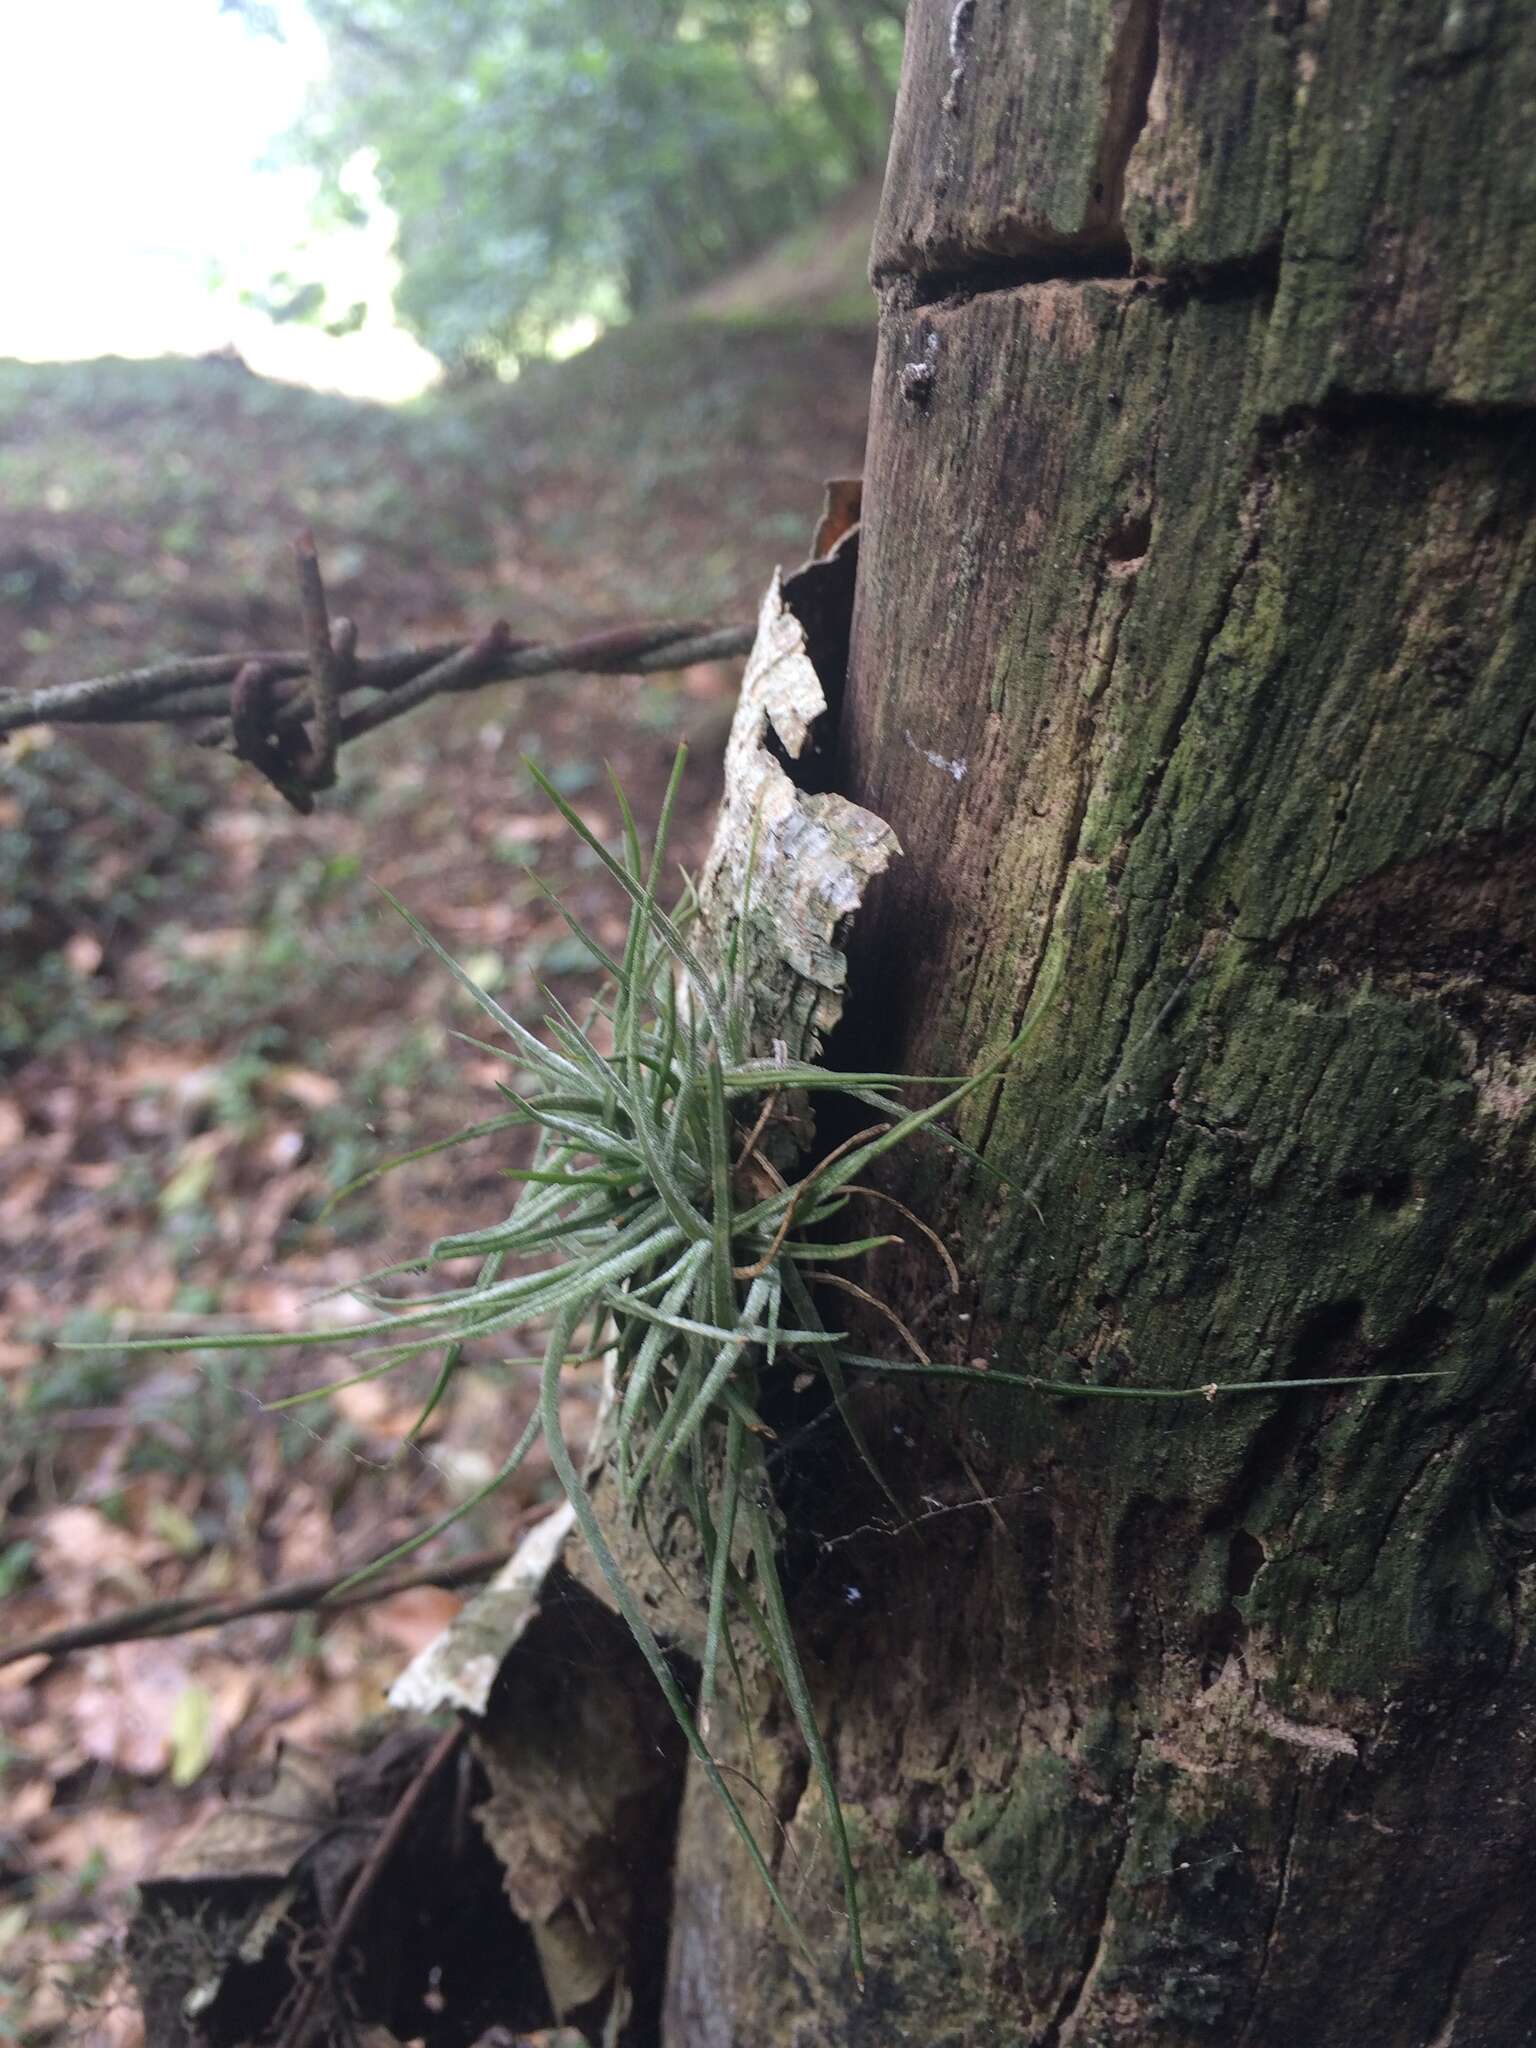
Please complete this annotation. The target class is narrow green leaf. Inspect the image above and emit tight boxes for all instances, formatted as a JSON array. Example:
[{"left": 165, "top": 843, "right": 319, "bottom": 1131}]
[
  {"left": 834, "top": 1356, "right": 1448, "bottom": 1399},
  {"left": 318, "top": 1114, "right": 529, "bottom": 1219},
  {"left": 742, "top": 1476, "right": 863, "bottom": 1984},
  {"left": 524, "top": 755, "right": 728, "bottom": 1043},
  {"left": 379, "top": 889, "right": 583, "bottom": 1082},
  {"left": 328, "top": 1404, "right": 546, "bottom": 1598},
  {"left": 538, "top": 1303, "right": 814, "bottom": 1969}
]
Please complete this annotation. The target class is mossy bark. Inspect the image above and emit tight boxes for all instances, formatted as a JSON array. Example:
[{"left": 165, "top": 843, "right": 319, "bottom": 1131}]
[{"left": 659, "top": 3, "right": 1536, "bottom": 2042}]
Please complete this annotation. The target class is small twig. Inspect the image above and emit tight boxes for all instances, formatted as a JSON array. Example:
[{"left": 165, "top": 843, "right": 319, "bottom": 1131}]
[
  {"left": 951, "top": 1439, "right": 1010, "bottom": 1538},
  {"left": 275, "top": 1720, "right": 464, "bottom": 2048},
  {"left": 0, "top": 1543, "right": 513, "bottom": 1669},
  {"left": 732, "top": 1194, "right": 805, "bottom": 1282},
  {"left": 734, "top": 1121, "right": 895, "bottom": 1281},
  {"left": 799, "top": 1121, "right": 893, "bottom": 1191},
  {"left": 205, "top": 618, "right": 745, "bottom": 751}
]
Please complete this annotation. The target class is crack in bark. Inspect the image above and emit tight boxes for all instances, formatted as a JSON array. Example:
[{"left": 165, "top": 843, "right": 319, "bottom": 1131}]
[
  {"left": 1236, "top": 1777, "right": 1303, "bottom": 2047},
  {"left": 905, "top": 250, "right": 1134, "bottom": 307},
  {"left": 900, "top": 245, "right": 1283, "bottom": 314},
  {"left": 771, "top": 1744, "right": 812, "bottom": 1878},
  {"left": 1423, "top": 1946, "right": 1472, "bottom": 2048},
  {"left": 1043, "top": 1732, "right": 1148, "bottom": 2047},
  {"left": 1120, "top": 460, "right": 1273, "bottom": 880},
  {"left": 1096, "top": 0, "right": 1161, "bottom": 245},
  {"left": 1368, "top": 1439, "right": 1451, "bottom": 1581},
  {"left": 1265, "top": 389, "right": 1536, "bottom": 436},
  {"left": 969, "top": 519, "right": 1157, "bottom": 1167},
  {"left": 880, "top": 0, "right": 1178, "bottom": 309}
]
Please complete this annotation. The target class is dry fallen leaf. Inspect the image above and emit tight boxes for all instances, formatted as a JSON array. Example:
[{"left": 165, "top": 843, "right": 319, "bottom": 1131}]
[
  {"left": 330, "top": 1377, "right": 440, "bottom": 1442},
  {"left": 34, "top": 1505, "right": 158, "bottom": 1612},
  {"left": 0, "top": 1096, "right": 25, "bottom": 1149},
  {"left": 169, "top": 1684, "right": 218, "bottom": 1787},
  {"left": 269, "top": 1065, "right": 341, "bottom": 1112},
  {"left": 0, "top": 1168, "right": 54, "bottom": 1242},
  {"left": 366, "top": 1585, "right": 466, "bottom": 1657},
  {"left": 175, "top": 928, "right": 253, "bottom": 964},
  {"left": 64, "top": 933, "right": 104, "bottom": 977},
  {"left": 0, "top": 1655, "right": 51, "bottom": 1695},
  {"left": 5, "top": 1778, "right": 53, "bottom": 1830},
  {"left": 71, "top": 1642, "right": 193, "bottom": 1777}
]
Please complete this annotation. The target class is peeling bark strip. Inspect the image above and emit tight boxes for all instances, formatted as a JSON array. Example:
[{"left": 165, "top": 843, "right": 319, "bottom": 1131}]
[
  {"left": 665, "top": 3, "right": 1536, "bottom": 2043},
  {"left": 700, "top": 536, "right": 901, "bottom": 1068}
]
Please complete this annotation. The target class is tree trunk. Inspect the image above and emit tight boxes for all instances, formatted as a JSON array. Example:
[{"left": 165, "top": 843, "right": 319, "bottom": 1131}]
[{"left": 661, "top": 2, "right": 1536, "bottom": 2042}]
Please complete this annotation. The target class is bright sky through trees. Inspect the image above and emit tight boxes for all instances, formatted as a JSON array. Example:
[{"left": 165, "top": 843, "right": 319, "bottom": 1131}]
[{"left": 0, "top": 0, "right": 438, "bottom": 400}]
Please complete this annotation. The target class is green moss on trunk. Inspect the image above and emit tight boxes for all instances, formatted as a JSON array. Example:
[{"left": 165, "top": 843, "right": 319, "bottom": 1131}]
[{"left": 658, "top": 4, "right": 1536, "bottom": 2041}]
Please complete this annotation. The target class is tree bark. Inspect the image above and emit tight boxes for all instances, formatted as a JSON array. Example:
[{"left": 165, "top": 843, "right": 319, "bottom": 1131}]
[{"left": 660, "top": 2, "right": 1536, "bottom": 2042}]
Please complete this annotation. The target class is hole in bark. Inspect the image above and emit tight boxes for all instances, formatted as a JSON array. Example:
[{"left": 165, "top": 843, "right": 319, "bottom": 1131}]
[
  {"left": 1199, "top": 1532, "right": 1266, "bottom": 1687},
  {"left": 131, "top": 1737, "right": 557, "bottom": 2048},
  {"left": 1104, "top": 511, "right": 1151, "bottom": 567},
  {"left": 1338, "top": 1166, "right": 1414, "bottom": 1211},
  {"left": 1388, "top": 1302, "right": 1454, "bottom": 1367},
  {"left": 1199, "top": 1626, "right": 1238, "bottom": 1690},
  {"left": 1228, "top": 1528, "right": 1265, "bottom": 1598},
  {"left": 897, "top": 1784, "right": 951, "bottom": 1858},
  {"left": 1488, "top": 1230, "right": 1536, "bottom": 1292},
  {"left": 1286, "top": 1297, "right": 1365, "bottom": 1378},
  {"left": 760, "top": 715, "right": 796, "bottom": 777}
]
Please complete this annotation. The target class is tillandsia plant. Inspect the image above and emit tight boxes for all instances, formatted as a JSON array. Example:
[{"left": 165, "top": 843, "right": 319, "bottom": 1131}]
[{"left": 83, "top": 746, "right": 1444, "bottom": 1983}]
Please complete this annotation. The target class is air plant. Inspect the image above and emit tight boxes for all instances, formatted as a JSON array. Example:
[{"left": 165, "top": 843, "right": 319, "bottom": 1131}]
[{"left": 84, "top": 746, "right": 1442, "bottom": 1982}]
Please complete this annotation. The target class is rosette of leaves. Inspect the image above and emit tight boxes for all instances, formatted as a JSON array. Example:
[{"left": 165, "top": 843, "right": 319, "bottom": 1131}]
[{"left": 94, "top": 749, "right": 1442, "bottom": 1981}]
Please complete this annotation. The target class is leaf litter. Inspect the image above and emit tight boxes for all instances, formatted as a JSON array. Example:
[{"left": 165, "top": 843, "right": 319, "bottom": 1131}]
[{"left": 0, "top": 332, "right": 875, "bottom": 2039}]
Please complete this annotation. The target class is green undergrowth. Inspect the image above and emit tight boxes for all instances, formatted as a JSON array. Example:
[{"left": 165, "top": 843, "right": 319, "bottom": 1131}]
[{"left": 71, "top": 750, "right": 1442, "bottom": 1981}]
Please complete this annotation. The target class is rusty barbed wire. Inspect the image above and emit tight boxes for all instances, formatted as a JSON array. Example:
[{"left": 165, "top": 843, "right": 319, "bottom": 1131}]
[{"left": 0, "top": 532, "right": 755, "bottom": 809}]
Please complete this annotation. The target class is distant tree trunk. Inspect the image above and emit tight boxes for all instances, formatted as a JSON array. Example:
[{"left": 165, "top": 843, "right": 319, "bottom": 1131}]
[
  {"left": 819, "top": 0, "right": 898, "bottom": 139},
  {"left": 662, "top": 2, "right": 1536, "bottom": 2042},
  {"left": 802, "top": 4, "right": 886, "bottom": 178}
]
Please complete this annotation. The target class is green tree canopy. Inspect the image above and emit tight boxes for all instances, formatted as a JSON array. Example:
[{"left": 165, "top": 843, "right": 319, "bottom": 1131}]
[{"left": 296, "top": 0, "right": 902, "bottom": 366}]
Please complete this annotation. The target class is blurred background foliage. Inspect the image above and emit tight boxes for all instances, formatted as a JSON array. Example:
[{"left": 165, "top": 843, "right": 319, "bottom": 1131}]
[
  {"left": 0, "top": 5, "right": 895, "bottom": 2026},
  {"left": 286, "top": 0, "right": 902, "bottom": 365}
]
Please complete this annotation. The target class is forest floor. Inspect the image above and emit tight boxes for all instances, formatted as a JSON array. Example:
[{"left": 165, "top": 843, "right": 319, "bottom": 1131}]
[{"left": 0, "top": 295, "right": 875, "bottom": 2039}]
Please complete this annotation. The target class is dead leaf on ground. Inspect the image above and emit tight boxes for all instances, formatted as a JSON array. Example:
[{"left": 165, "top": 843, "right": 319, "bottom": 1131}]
[
  {"left": 330, "top": 1377, "right": 439, "bottom": 1442},
  {"left": 366, "top": 1585, "right": 466, "bottom": 1657},
  {"left": 69, "top": 1641, "right": 196, "bottom": 1777},
  {"left": 33, "top": 1506, "right": 159, "bottom": 1612},
  {"left": 64, "top": 933, "right": 104, "bottom": 977},
  {"left": 269, "top": 1065, "right": 341, "bottom": 1112}
]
